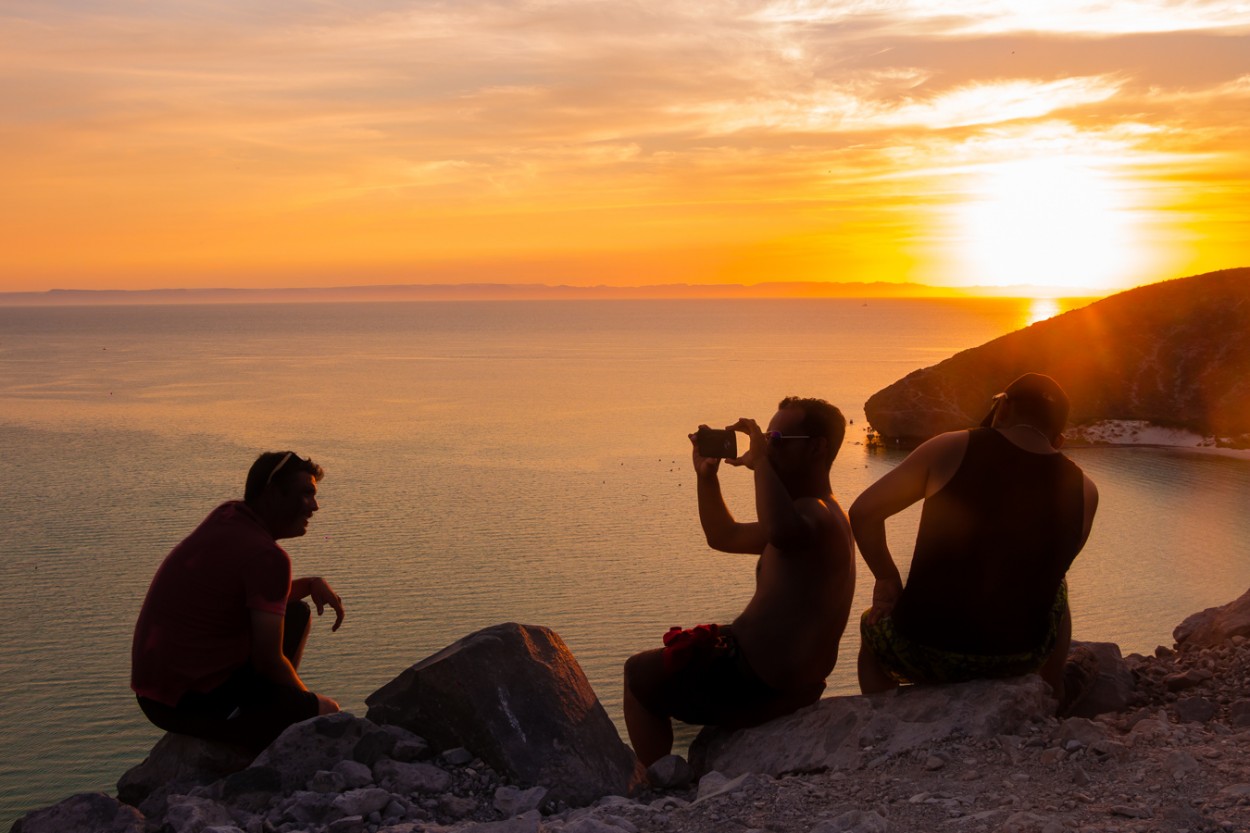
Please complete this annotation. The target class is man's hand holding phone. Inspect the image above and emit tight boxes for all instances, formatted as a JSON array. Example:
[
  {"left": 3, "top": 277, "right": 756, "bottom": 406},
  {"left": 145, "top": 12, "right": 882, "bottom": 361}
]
[
  {"left": 723, "top": 417, "right": 768, "bottom": 470},
  {"left": 692, "top": 420, "right": 769, "bottom": 472},
  {"left": 694, "top": 426, "right": 737, "bottom": 459},
  {"left": 690, "top": 425, "right": 734, "bottom": 478}
]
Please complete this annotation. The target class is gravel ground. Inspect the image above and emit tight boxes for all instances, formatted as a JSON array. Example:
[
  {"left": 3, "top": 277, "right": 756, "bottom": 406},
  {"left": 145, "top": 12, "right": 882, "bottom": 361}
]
[{"left": 559, "top": 637, "right": 1250, "bottom": 833}]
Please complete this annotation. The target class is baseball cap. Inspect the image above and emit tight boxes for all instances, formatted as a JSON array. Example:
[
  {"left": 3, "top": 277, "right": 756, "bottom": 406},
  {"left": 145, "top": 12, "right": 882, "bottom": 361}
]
[{"left": 979, "top": 373, "right": 1071, "bottom": 436}]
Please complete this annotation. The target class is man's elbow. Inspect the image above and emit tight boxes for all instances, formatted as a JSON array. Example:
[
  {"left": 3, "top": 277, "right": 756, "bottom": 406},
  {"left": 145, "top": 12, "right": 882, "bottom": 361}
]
[{"left": 847, "top": 500, "right": 869, "bottom": 536}]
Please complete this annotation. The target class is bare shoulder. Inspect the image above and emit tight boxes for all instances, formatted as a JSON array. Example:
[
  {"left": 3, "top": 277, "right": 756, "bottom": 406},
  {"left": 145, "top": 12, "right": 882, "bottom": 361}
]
[
  {"left": 795, "top": 495, "right": 854, "bottom": 551},
  {"left": 794, "top": 493, "right": 849, "bottom": 523},
  {"left": 922, "top": 430, "right": 970, "bottom": 492},
  {"left": 852, "top": 430, "right": 969, "bottom": 516},
  {"left": 915, "top": 429, "right": 970, "bottom": 460}
]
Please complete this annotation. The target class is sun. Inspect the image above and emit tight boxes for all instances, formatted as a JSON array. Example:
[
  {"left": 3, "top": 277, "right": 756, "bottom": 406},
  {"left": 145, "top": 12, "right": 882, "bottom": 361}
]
[{"left": 953, "top": 157, "right": 1140, "bottom": 291}]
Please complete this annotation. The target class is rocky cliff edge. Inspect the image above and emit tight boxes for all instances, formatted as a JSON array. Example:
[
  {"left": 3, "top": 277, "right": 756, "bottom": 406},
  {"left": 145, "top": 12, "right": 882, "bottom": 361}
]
[{"left": 864, "top": 268, "right": 1250, "bottom": 446}]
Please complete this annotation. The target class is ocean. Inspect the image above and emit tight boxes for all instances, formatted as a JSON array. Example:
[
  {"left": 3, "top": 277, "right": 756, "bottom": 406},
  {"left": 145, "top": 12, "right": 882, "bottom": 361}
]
[{"left": 3, "top": 297, "right": 1249, "bottom": 826}]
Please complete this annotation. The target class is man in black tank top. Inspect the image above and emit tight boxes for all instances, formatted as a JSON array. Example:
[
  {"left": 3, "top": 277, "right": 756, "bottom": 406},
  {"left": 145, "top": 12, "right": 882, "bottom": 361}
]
[{"left": 849, "top": 373, "right": 1098, "bottom": 707}]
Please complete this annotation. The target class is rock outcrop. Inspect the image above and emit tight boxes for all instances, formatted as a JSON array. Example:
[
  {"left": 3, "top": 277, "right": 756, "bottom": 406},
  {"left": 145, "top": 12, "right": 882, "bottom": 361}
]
[
  {"left": 689, "top": 675, "right": 1054, "bottom": 777},
  {"left": 365, "top": 622, "right": 642, "bottom": 806},
  {"left": 1174, "top": 584, "right": 1250, "bottom": 649},
  {"left": 864, "top": 267, "right": 1250, "bottom": 444}
]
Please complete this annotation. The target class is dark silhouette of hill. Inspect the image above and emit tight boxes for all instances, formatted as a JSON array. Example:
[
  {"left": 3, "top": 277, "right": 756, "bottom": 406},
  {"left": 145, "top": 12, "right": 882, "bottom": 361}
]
[{"left": 864, "top": 267, "right": 1250, "bottom": 445}]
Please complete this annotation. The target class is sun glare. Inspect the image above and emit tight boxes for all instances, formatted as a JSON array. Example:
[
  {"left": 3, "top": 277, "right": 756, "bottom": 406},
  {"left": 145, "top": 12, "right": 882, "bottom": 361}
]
[
  {"left": 954, "top": 157, "right": 1139, "bottom": 291},
  {"left": 1026, "top": 297, "right": 1062, "bottom": 325}
]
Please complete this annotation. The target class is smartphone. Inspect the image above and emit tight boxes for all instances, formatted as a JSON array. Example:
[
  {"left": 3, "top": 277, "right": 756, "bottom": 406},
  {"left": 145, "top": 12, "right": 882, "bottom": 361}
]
[{"left": 696, "top": 427, "right": 737, "bottom": 458}]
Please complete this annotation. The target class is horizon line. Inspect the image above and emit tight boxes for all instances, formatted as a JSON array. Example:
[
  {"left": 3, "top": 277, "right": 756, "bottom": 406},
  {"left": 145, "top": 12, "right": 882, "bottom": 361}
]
[{"left": 0, "top": 280, "right": 1110, "bottom": 307}]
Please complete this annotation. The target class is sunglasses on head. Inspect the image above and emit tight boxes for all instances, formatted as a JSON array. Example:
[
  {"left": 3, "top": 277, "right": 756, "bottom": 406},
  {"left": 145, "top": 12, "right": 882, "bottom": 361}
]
[{"left": 265, "top": 452, "right": 294, "bottom": 487}]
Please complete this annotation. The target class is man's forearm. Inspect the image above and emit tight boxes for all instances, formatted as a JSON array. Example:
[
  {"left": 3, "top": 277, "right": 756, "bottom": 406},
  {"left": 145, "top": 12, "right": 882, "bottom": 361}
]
[
  {"left": 752, "top": 459, "right": 807, "bottom": 547},
  {"left": 289, "top": 577, "right": 313, "bottom": 600},
  {"left": 851, "top": 515, "right": 902, "bottom": 585},
  {"left": 696, "top": 472, "right": 736, "bottom": 542}
]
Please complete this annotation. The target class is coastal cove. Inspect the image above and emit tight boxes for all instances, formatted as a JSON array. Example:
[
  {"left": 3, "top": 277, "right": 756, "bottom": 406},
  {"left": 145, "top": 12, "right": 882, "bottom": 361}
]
[{"left": 3, "top": 298, "right": 1250, "bottom": 827}]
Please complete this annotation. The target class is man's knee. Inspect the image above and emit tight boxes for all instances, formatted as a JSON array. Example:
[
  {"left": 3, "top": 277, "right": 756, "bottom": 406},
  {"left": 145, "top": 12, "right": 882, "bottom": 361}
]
[
  {"left": 286, "top": 599, "right": 311, "bottom": 629},
  {"left": 624, "top": 650, "right": 665, "bottom": 705},
  {"left": 623, "top": 651, "right": 648, "bottom": 691}
]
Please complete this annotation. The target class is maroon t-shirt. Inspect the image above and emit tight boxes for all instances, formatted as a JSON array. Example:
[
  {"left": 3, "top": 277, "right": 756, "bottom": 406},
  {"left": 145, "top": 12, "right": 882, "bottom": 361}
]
[{"left": 131, "top": 501, "right": 291, "bottom": 706}]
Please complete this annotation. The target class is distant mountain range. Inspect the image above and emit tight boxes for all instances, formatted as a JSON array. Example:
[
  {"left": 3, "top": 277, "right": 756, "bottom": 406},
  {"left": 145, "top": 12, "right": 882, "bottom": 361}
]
[
  {"left": 864, "top": 267, "right": 1250, "bottom": 445},
  {"left": 0, "top": 280, "right": 1103, "bottom": 306}
]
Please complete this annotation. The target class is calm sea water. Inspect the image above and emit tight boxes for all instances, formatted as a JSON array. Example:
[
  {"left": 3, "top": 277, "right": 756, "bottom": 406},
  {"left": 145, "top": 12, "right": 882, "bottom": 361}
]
[{"left": 2, "top": 298, "right": 1249, "bottom": 826}]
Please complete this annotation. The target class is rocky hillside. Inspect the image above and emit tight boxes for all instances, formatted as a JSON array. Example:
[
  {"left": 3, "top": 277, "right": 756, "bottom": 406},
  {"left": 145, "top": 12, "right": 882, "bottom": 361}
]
[
  {"left": 16, "top": 594, "right": 1250, "bottom": 833},
  {"left": 863, "top": 268, "right": 1250, "bottom": 445}
]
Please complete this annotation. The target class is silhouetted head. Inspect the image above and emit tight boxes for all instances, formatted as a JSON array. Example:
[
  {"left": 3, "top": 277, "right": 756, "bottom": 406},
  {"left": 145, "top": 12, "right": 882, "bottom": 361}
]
[
  {"left": 980, "top": 373, "right": 1070, "bottom": 443},
  {"left": 244, "top": 451, "right": 324, "bottom": 539},
  {"left": 774, "top": 396, "right": 847, "bottom": 472}
]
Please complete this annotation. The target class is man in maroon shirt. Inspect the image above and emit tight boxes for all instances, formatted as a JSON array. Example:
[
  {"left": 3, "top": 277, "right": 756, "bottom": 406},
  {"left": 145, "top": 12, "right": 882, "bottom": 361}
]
[
  {"left": 132, "top": 451, "right": 344, "bottom": 752},
  {"left": 851, "top": 374, "right": 1099, "bottom": 707}
]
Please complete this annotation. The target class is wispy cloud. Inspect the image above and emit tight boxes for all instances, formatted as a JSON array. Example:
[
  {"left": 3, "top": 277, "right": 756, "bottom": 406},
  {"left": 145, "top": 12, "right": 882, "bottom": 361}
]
[
  {"left": 748, "top": 0, "right": 1250, "bottom": 35},
  {"left": 0, "top": 1, "right": 1246, "bottom": 289}
]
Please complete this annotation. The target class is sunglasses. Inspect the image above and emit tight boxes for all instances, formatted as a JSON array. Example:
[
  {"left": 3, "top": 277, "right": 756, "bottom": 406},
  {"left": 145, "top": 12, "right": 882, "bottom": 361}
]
[
  {"left": 265, "top": 452, "right": 294, "bottom": 487},
  {"left": 980, "top": 393, "right": 1008, "bottom": 428},
  {"left": 765, "top": 432, "right": 811, "bottom": 443}
]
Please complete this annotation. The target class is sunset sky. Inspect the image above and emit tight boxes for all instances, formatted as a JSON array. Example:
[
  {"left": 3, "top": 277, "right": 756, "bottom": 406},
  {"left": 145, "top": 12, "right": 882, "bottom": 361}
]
[{"left": 1, "top": 1, "right": 1247, "bottom": 293}]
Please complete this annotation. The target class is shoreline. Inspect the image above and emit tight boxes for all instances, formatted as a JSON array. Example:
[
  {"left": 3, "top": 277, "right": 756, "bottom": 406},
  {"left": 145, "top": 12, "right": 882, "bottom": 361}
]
[
  {"left": 1063, "top": 420, "right": 1250, "bottom": 459},
  {"left": 865, "top": 421, "right": 1250, "bottom": 459}
]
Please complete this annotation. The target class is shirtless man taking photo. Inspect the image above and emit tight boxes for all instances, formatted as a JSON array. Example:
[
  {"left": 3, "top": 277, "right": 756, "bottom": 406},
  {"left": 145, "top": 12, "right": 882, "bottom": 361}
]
[{"left": 623, "top": 397, "right": 855, "bottom": 766}]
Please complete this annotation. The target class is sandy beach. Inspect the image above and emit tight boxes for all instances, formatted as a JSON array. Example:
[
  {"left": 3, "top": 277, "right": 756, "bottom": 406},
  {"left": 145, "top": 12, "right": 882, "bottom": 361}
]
[{"left": 1066, "top": 420, "right": 1250, "bottom": 459}]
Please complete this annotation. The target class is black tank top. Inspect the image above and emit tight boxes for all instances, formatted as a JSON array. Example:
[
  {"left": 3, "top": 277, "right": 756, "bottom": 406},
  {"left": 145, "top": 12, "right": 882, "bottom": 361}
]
[{"left": 893, "top": 428, "right": 1087, "bottom": 654}]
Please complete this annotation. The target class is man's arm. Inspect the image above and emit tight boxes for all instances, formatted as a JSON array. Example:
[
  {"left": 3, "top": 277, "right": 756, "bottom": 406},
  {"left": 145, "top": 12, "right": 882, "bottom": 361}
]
[
  {"left": 692, "top": 427, "right": 769, "bottom": 554},
  {"left": 290, "top": 576, "right": 345, "bottom": 631},
  {"left": 849, "top": 431, "right": 967, "bottom": 622},
  {"left": 251, "top": 610, "right": 341, "bottom": 714},
  {"left": 250, "top": 609, "right": 309, "bottom": 690},
  {"left": 729, "top": 417, "right": 824, "bottom": 551}
]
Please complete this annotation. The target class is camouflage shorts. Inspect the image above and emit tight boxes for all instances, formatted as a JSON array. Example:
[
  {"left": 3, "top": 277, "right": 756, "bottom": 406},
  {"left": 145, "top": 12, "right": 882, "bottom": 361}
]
[{"left": 860, "top": 581, "right": 1067, "bottom": 685}]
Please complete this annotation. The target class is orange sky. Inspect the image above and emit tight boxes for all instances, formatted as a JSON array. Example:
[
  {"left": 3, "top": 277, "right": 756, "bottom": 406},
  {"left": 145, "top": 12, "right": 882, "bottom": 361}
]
[{"left": 1, "top": 2, "right": 1247, "bottom": 293}]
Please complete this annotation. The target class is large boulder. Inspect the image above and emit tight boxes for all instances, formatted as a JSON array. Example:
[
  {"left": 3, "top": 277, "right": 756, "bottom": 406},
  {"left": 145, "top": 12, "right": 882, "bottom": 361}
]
[
  {"left": 864, "top": 268, "right": 1250, "bottom": 444},
  {"left": 365, "top": 622, "right": 642, "bottom": 806},
  {"left": 11, "top": 793, "right": 145, "bottom": 833},
  {"left": 1173, "top": 586, "right": 1250, "bottom": 649},
  {"left": 689, "top": 675, "right": 1053, "bottom": 777}
]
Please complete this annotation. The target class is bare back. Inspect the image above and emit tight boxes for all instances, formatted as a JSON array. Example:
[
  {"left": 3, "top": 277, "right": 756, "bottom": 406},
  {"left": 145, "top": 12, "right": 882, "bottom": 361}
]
[{"left": 732, "top": 495, "right": 855, "bottom": 691}]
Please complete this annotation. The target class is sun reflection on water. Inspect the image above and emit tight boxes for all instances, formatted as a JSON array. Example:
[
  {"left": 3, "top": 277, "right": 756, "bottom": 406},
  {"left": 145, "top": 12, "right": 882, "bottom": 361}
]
[{"left": 1026, "top": 297, "right": 1062, "bottom": 325}]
